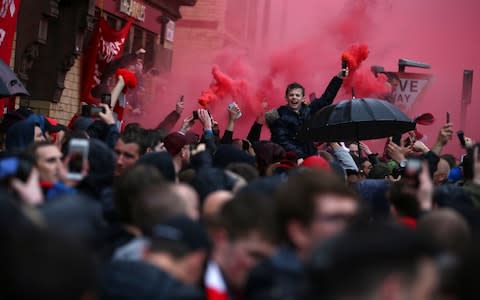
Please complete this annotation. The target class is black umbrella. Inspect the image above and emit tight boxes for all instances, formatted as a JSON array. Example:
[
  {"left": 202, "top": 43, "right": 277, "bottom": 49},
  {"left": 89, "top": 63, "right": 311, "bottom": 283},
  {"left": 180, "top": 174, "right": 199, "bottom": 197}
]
[
  {"left": 304, "top": 98, "right": 416, "bottom": 142},
  {"left": 0, "top": 59, "right": 30, "bottom": 97}
]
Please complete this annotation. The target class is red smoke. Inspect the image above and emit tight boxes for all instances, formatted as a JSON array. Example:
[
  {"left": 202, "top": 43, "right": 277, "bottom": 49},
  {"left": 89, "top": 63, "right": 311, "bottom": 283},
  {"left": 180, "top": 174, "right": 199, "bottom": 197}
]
[
  {"left": 198, "top": 65, "right": 248, "bottom": 108},
  {"left": 197, "top": 63, "right": 267, "bottom": 118},
  {"left": 197, "top": 42, "right": 391, "bottom": 115},
  {"left": 332, "top": 0, "right": 374, "bottom": 45},
  {"left": 341, "top": 43, "right": 391, "bottom": 98},
  {"left": 341, "top": 44, "right": 369, "bottom": 72},
  {"left": 143, "top": 0, "right": 480, "bottom": 157}
]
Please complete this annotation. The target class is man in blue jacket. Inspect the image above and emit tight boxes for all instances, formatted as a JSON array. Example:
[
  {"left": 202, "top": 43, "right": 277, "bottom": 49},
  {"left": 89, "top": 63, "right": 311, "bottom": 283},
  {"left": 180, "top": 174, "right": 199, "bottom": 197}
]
[{"left": 266, "top": 70, "right": 346, "bottom": 158}]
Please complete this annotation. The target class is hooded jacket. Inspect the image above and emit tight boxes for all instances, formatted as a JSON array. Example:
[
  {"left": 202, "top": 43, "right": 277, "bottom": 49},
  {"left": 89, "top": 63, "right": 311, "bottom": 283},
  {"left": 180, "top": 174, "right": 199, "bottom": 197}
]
[{"left": 5, "top": 119, "right": 36, "bottom": 152}]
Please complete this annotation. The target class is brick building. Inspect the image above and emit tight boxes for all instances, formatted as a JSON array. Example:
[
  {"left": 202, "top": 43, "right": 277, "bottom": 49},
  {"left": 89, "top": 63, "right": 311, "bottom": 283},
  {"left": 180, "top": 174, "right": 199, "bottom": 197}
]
[{"left": 11, "top": 0, "right": 196, "bottom": 125}]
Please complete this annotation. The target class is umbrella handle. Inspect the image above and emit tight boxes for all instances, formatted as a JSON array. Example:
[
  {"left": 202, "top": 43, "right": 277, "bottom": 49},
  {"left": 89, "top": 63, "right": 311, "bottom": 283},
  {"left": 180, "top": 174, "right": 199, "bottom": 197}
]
[{"left": 357, "top": 140, "right": 362, "bottom": 159}]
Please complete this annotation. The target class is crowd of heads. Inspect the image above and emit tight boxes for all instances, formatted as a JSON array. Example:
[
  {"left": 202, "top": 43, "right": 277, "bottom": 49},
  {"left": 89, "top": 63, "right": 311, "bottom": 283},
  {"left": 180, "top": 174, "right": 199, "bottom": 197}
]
[{"left": 0, "top": 81, "right": 480, "bottom": 300}]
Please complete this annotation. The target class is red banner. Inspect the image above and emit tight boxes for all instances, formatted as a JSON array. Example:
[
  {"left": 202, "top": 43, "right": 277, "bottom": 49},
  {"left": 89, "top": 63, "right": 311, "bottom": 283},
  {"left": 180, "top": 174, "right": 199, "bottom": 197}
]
[
  {"left": 0, "top": 0, "right": 21, "bottom": 117},
  {"left": 0, "top": 0, "right": 20, "bottom": 63},
  {"left": 81, "top": 17, "right": 132, "bottom": 105}
]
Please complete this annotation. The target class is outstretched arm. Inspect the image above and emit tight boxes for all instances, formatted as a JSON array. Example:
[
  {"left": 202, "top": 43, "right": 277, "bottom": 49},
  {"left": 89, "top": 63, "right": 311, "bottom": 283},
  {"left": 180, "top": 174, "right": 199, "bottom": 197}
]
[
  {"left": 431, "top": 123, "right": 453, "bottom": 156},
  {"left": 155, "top": 96, "right": 184, "bottom": 132},
  {"left": 198, "top": 109, "right": 217, "bottom": 155},
  {"left": 309, "top": 74, "right": 344, "bottom": 114},
  {"left": 247, "top": 101, "right": 268, "bottom": 143},
  {"left": 330, "top": 142, "right": 359, "bottom": 171},
  {"left": 221, "top": 103, "right": 242, "bottom": 144}
]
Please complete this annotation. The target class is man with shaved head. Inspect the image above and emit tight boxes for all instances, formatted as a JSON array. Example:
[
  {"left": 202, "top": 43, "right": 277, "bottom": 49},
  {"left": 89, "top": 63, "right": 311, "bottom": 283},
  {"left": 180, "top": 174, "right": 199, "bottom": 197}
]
[{"left": 173, "top": 183, "right": 200, "bottom": 221}]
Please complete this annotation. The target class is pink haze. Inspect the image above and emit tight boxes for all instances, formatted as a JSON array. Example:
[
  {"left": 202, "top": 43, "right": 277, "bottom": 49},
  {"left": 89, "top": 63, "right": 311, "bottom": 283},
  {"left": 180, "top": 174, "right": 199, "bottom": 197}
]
[{"left": 139, "top": 0, "right": 480, "bottom": 157}]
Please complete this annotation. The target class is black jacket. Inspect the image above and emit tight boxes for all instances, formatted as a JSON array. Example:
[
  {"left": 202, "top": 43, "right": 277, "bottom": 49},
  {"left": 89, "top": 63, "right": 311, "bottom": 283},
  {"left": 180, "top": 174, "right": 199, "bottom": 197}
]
[
  {"left": 100, "top": 260, "right": 204, "bottom": 300},
  {"left": 245, "top": 247, "right": 304, "bottom": 300},
  {"left": 267, "top": 76, "right": 343, "bottom": 158}
]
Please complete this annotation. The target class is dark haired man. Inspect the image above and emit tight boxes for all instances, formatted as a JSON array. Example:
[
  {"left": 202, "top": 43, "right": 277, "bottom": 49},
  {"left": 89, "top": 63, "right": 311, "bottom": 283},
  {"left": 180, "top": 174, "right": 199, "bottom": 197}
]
[
  {"left": 206, "top": 193, "right": 276, "bottom": 300},
  {"left": 26, "top": 141, "right": 63, "bottom": 185},
  {"left": 246, "top": 170, "right": 359, "bottom": 300},
  {"left": 112, "top": 166, "right": 189, "bottom": 260},
  {"left": 266, "top": 70, "right": 346, "bottom": 158},
  {"left": 101, "top": 216, "right": 209, "bottom": 300},
  {"left": 306, "top": 225, "right": 438, "bottom": 300},
  {"left": 114, "top": 130, "right": 148, "bottom": 176}
]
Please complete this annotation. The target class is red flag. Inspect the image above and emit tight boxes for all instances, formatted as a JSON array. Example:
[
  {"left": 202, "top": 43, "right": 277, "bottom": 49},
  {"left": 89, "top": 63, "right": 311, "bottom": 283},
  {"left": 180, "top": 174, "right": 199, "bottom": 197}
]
[
  {"left": 0, "top": 0, "right": 21, "bottom": 117},
  {"left": 81, "top": 17, "right": 132, "bottom": 105}
]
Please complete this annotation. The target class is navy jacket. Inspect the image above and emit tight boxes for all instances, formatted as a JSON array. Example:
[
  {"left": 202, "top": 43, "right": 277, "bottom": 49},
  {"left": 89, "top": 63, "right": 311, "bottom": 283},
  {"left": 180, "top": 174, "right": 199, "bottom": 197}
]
[{"left": 267, "top": 76, "right": 343, "bottom": 158}]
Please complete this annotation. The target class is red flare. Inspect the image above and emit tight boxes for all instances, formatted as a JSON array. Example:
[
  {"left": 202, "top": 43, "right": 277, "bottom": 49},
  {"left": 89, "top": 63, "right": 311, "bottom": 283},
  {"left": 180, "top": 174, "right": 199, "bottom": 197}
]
[
  {"left": 341, "top": 44, "right": 369, "bottom": 73},
  {"left": 341, "top": 44, "right": 391, "bottom": 98},
  {"left": 198, "top": 65, "right": 237, "bottom": 107}
]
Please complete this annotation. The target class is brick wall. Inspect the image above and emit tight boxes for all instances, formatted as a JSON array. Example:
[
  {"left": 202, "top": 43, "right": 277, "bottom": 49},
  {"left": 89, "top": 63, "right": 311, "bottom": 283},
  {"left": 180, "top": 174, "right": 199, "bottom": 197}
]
[
  {"left": 25, "top": 56, "right": 82, "bottom": 125},
  {"left": 172, "top": 0, "right": 263, "bottom": 73},
  {"left": 49, "top": 56, "right": 82, "bottom": 125},
  {"left": 172, "top": 0, "right": 227, "bottom": 70},
  {"left": 10, "top": 18, "right": 81, "bottom": 123},
  {"left": 10, "top": 32, "right": 16, "bottom": 67},
  {"left": 180, "top": 0, "right": 226, "bottom": 24}
]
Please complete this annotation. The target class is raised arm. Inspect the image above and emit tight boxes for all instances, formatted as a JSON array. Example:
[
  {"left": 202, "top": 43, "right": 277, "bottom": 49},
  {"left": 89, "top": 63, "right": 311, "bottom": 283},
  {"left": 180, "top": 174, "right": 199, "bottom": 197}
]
[
  {"left": 309, "top": 71, "right": 345, "bottom": 114},
  {"left": 155, "top": 96, "right": 184, "bottom": 132},
  {"left": 221, "top": 103, "right": 242, "bottom": 144},
  {"left": 247, "top": 100, "right": 268, "bottom": 143}
]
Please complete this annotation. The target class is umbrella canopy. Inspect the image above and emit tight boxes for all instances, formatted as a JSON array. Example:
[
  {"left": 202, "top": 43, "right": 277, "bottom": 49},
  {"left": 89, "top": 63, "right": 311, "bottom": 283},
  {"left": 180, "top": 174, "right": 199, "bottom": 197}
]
[
  {"left": 0, "top": 59, "right": 30, "bottom": 98},
  {"left": 304, "top": 98, "right": 416, "bottom": 142}
]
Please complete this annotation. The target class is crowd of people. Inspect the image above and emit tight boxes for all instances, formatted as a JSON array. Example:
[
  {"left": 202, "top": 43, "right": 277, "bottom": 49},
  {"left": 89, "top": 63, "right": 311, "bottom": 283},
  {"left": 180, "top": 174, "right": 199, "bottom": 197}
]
[{"left": 1, "top": 67, "right": 480, "bottom": 300}]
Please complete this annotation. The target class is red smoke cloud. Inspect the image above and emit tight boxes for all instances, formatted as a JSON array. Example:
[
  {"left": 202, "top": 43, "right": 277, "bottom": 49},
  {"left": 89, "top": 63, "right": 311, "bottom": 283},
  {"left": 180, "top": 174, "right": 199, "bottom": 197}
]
[
  {"left": 198, "top": 42, "right": 392, "bottom": 115},
  {"left": 332, "top": 0, "right": 374, "bottom": 45},
  {"left": 341, "top": 43, "right": 391, "bottom": 98},
  {"left": 198, "top": 65, "right": 249, "bottom": 108},
  {"left": 196, "top": 60, "right": 273, "bottom": 119},
  {"left": 142, "top": 0, "right": 480, "bottom": 157},
  {"left": 341, "top": 44, "right": 369, "bottom": 72}
]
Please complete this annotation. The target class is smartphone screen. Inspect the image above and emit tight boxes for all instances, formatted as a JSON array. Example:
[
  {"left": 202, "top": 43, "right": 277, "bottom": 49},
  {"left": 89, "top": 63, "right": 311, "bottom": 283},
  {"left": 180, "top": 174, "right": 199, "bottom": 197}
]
[
  {"left": 405, "top": 158, "right": 422, "bottom": 188},
  {"left": 69, "top": 152, "right": 83, "bottom": 174},
  {"left": 67, "top": 139, "right": 89, "bottom": 180}
]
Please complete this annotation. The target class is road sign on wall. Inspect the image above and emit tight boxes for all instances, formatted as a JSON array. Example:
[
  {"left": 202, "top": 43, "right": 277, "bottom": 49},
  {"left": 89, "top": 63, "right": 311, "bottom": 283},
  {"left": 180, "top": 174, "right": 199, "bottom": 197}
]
[{"left": 384, "top": 72, "right": 433, "bottom": 112}]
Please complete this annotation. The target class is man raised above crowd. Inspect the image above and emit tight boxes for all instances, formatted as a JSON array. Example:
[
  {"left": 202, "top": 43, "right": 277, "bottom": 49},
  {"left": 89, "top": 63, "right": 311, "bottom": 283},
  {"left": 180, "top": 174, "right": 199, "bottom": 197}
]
[{"left": 266, "top": 68, "right": 347, "bottom": 158}]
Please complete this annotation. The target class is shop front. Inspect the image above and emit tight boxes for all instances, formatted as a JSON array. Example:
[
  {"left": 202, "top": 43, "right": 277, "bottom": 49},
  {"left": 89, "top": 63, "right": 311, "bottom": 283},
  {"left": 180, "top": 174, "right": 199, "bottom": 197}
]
[{"left": 11, "top": 0, "right": 196, "bottom": 124}]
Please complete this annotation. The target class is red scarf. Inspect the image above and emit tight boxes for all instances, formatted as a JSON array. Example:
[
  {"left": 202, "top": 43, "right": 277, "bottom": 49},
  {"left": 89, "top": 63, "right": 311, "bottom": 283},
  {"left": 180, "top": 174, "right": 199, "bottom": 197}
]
[
  {"left": 205, "top": 261, "right": 229, "bottom": 300},
  {"left": 398, "top": 216, "right": 417, "bottom": 229}
]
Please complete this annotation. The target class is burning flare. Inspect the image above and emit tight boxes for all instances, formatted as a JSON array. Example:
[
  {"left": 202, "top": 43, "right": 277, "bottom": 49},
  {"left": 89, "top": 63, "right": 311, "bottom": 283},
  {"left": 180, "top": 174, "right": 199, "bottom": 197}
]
[{"left": 341, "top": 43, "right": 391, "bottom": 98}]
